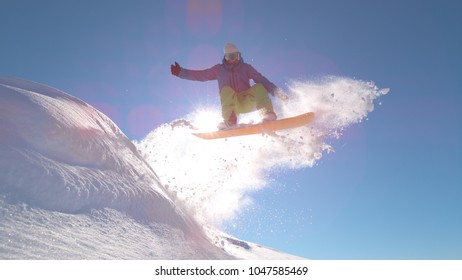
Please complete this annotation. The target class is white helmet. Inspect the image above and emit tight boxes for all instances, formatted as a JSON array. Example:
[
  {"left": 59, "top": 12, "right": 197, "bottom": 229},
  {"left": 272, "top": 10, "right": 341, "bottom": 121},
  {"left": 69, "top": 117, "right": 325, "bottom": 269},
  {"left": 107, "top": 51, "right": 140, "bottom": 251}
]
[
  {"left": 224, "top": 43, "right": 239, "bottom": 54},
  {"left": 224, "top": 43, "right": 241, "bottom": 62}
]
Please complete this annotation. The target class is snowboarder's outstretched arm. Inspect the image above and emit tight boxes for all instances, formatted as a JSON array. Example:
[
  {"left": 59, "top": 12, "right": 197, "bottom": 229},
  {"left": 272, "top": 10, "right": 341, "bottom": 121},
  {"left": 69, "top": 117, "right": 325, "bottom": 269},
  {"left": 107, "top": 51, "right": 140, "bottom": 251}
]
[
  {"left": 248, "top": 65, "right": 289, "bottom": 102},
  {"left": 170, "top": 62, "right": 219, "bottom": 82}
]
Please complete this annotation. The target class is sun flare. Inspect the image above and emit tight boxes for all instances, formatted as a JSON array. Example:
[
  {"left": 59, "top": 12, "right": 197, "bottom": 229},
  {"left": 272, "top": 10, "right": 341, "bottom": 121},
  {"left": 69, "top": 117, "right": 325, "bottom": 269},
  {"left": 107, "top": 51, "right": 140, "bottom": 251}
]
[{"left": 191, "top": 108, "right": 222, "bottom": 131}]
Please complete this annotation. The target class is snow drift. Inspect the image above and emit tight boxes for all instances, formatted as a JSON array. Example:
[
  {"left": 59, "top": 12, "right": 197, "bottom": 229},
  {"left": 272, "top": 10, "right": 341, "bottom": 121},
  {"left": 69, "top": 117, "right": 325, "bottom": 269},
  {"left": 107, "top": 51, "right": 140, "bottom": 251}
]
[{"left": 0, "top": 77, "right": 185, "bottom": 225}]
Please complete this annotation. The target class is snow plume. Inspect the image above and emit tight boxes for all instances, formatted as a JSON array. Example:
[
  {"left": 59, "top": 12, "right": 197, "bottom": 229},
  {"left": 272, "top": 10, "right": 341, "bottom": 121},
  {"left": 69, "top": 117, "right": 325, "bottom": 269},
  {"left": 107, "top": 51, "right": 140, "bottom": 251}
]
[{"left": 136, "top": 76, "right": 389, "bottom": 226}]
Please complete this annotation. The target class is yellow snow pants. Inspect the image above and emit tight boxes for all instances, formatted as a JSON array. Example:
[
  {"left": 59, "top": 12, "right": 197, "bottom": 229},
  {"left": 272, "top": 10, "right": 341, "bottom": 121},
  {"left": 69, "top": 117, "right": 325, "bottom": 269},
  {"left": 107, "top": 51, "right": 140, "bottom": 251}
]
[{"left": 219, "top": 83, "right": 274, "bottom": 121}]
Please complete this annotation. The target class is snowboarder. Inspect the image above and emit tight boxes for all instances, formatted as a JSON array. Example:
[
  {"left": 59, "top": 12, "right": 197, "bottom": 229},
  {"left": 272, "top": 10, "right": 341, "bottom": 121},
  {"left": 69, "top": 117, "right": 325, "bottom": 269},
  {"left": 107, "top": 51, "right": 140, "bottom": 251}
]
[{"left": 170, "top": 43, "right": 289, "bottom": 130}]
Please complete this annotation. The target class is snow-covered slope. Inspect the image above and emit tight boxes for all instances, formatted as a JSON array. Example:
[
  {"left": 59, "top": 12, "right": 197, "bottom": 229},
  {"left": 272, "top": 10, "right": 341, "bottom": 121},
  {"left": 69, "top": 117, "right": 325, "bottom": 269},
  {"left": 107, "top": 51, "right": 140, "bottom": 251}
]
[{"left": 0, "top": 77, "right": 302, "bottom": 259}]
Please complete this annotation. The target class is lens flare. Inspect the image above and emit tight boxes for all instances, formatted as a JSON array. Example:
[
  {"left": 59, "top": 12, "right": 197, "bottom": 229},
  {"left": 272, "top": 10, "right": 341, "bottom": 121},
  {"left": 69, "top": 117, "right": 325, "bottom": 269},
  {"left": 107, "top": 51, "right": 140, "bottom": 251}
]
[{"left": 190, "top": 108, "right": 222, "bottom": 131}]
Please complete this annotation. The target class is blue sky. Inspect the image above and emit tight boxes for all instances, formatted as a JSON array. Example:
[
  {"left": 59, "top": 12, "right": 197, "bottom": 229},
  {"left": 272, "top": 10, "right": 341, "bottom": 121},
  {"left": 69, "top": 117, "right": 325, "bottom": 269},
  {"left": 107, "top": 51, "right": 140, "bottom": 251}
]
[{"left": 1, "top": 0, "right": 461, "bottom": 259}]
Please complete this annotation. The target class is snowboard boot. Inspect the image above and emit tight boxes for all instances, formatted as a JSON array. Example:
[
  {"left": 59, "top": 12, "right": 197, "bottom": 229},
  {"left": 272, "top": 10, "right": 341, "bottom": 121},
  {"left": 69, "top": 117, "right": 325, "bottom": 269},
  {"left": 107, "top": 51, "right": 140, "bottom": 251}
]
[
  {"left": 217, "top": 120, "right": 236, "bottom": 130},
  {"left": 262, "top": 111, "right": 277, "bottom": 123},
  {"left": 218, "top": 112, "right": 237, "bottom": 130}
]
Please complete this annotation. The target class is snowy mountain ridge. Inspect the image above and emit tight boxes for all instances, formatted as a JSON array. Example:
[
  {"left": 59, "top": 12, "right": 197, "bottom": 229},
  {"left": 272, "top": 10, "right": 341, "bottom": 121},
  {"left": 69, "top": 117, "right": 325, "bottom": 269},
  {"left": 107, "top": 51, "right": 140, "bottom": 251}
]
[{"left": 0, "top": 77, "right": 182, "bottom": 224}]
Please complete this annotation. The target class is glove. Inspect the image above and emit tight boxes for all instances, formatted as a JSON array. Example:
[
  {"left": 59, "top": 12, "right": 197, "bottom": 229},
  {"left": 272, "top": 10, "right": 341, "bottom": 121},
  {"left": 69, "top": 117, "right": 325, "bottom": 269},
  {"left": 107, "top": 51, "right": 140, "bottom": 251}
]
[
  {"left": 170, "top": 62, "right": 181, "bottom": 76},
  {"left": 274, "top": 88, "right": 289, "bottom": 103}
]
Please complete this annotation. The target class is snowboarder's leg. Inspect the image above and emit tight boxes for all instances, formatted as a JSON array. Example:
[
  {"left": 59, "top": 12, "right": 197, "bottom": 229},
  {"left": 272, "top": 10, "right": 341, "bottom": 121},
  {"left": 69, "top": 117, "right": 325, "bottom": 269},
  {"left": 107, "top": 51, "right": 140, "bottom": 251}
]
[
  {"left": 219, "top": 86, "right": 238, "bottom": 124},
  {"left": 249, "top": 83, "right": 275, "bottom": 114},
  {"left": 247, "top": 84, "right": 277, "bottom": 121}
]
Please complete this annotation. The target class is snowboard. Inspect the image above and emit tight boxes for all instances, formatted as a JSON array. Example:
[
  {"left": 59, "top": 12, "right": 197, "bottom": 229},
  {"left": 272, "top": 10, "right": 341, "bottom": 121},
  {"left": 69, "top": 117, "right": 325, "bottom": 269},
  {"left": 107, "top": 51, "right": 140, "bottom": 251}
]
[{"left": 192, "top": 112, "right": 314, "bottom": 140}]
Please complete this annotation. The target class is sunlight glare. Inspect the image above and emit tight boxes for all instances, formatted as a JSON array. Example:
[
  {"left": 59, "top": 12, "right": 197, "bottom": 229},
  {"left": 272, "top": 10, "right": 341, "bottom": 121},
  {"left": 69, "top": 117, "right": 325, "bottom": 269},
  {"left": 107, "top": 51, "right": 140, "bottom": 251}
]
[{"left": 191, "top": 108, "right": 222, "bottom": 131}]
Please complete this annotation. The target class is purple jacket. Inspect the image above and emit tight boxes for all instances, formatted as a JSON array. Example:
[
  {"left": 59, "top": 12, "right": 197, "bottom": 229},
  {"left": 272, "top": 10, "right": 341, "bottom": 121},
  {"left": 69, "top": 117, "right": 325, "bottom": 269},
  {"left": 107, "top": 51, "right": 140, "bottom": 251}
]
[{"left": 178, "top": 58, "right": 278, "bottom": 96}]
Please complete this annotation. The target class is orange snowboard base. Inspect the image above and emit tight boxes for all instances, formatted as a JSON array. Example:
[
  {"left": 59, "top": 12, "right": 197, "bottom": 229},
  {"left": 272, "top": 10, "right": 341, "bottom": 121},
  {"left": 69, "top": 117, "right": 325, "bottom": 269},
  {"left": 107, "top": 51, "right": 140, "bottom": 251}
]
[{"left": 192, "top": 112, "right": 314, "bottom": 140}]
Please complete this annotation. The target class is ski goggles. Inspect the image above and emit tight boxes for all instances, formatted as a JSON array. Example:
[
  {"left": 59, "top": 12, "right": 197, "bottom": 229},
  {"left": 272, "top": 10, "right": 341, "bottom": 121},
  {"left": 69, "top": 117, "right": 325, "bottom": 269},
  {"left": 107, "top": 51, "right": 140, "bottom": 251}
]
[{"left": 224, "top": 52, "right": 241, "bottom": 61}]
